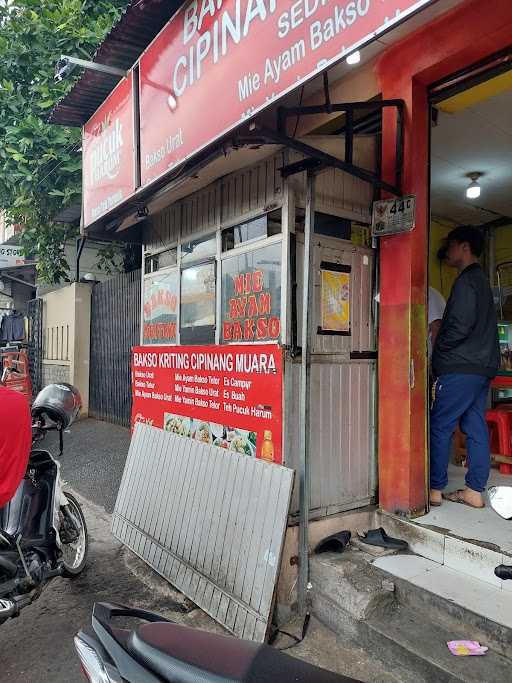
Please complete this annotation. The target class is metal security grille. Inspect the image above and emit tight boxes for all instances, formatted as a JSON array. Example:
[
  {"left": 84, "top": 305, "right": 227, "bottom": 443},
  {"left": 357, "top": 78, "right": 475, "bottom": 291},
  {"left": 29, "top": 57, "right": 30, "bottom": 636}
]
[
  {"left": 89, "top": 270, "right": 141, "bottom": 427},
  {"left": 112, "top": 424, "right": 294, "bottom": 642},
  {"left": 27, "top": 298, "right": 43, "bottom": 397}
]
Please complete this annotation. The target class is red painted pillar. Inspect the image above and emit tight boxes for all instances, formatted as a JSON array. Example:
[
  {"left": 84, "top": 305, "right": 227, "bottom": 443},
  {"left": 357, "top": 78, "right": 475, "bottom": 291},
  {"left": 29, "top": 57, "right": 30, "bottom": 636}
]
[
  {"left": 377, "top": 74, "right": 429, "bottom": 516},
  {"left": 374, "top": 0, "right": 512, "bottom": 517}
]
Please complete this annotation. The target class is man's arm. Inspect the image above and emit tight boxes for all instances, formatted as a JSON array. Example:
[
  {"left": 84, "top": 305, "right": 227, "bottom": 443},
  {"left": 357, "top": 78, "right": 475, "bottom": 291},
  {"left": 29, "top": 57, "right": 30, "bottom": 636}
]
[{"left": 435, "top": 278, "right": 477, "bottom": 352}]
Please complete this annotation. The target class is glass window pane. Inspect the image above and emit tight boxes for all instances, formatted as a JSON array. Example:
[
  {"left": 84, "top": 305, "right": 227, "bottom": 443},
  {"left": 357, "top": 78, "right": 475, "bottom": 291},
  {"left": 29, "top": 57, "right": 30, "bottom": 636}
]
[
  {"left": 157, "top": 248, "right": 177, "bottom": 269},
  {"left": 180, "top": 262, "right": 216, "bottom": 344},
  {"left": 181, "top": 233, "right": 216, "bottom": 263},
  {"left": 222, "top": 210, "right": 282, "bottom": 252},
  {"left": 143, "top": 269, "right": 179, "bottom": 344},
  {"left": 222, "top": 242, "right": 281, "bottom": 343}
]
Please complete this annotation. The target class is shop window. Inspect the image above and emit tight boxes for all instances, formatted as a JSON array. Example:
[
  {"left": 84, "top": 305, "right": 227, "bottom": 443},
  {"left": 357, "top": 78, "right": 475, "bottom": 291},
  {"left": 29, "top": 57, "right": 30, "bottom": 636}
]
[
  {"left": 222, "top": 210, "right": 281, "bottom": 251},
  {"left": 295, "top": 209, "right": 351, "bottom": 240},
  {"left": 181, "top": 233, "right": 216, "bottom": 263},
  {"left": 222, "top": 242, "right": 282, "bottom": 343},
  {"left": 180, "top": 262, "right": 216, "bottom": 344},
  {"left": 143, "top": 269, "right": 179, "bottom": 344},
  {"left": 315, "top": 213, "right": 351, "bottom": 239},
  {"left": 144, "top": 248, "right": 177, "bottom": 274}
]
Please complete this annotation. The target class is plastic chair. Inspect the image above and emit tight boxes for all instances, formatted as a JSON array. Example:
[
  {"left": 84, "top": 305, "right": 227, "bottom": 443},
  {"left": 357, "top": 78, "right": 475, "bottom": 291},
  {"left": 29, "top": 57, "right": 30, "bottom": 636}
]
[{"left": 486, "top": 409, "right": 512, "bottom": 475}]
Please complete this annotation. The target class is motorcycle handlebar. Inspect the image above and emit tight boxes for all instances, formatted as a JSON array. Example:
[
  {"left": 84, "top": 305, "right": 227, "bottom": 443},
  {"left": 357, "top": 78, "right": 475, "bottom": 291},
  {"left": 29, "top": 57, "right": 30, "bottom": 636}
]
[{"left": 495, "top": 565, "right": 512, "bottom": 580}]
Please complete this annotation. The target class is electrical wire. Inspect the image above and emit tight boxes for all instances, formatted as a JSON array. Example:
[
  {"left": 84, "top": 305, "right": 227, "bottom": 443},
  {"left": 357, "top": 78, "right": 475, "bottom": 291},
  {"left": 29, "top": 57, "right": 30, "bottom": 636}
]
[
  {"left": 270, "top": 612, "right": 311, "bottom": 652},
  {"left": 292, "top": 86, "right": 305, "bottom": 138},
  {"left": 33, "top": 141, "right": 81, "bottom": 190}
]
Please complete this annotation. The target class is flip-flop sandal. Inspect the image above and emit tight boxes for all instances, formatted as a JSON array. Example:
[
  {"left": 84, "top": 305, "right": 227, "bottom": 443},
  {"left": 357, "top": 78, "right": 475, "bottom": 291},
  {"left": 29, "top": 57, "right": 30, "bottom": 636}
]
[
  {"left": 430, "top": 499, "right": 442, "bottom": 507},
  {"left": 314, "top": 530, "right": 351, "bottom": 554},
  {"left": 358, "top": 527, "right": 409, "bottom": 550},
  {"left": 442, "top": 489, "right": 485, "bottom": 509}
]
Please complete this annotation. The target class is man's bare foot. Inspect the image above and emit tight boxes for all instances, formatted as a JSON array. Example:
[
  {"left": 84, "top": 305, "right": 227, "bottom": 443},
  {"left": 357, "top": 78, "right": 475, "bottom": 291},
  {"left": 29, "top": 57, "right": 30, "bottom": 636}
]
[
  {"left": 443, "top": 487, "right": 485, "bottom": 508},
  {"left": 462, "top": 487, "right": 485, "bottom": 508},
  {"left": 430, "top": 489, "right": 442, "bottom": 506}
]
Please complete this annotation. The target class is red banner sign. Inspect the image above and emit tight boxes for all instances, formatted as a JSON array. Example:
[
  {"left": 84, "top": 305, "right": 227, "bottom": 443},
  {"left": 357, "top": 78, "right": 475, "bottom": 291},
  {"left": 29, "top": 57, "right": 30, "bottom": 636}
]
[
  {"left": 131, "top": 344, "right": 283, "bottom": 463},
  {"left": 83, "top": 73, "right": 136, "bottom": 226},
  {"left": 139, "top": 0, "right": 433, "bottom": 187}
]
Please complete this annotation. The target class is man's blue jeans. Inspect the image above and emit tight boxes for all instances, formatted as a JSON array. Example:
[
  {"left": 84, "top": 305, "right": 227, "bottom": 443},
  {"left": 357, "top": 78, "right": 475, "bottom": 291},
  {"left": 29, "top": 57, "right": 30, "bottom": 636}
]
[{"left": 430, "top": 373, "right": 491, "bottom": 493}]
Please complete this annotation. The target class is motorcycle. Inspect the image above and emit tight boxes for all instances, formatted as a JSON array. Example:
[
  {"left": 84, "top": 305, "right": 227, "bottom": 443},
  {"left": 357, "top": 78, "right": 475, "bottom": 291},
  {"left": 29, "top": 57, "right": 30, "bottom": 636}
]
[
  {"left": 488, "top": 485, "right": 512, "bottom": 581},
  {"left": 0, "top": 370, "right": 89, "bottom": 624},
  {"left": 74, "top": 602, "right": 360, "bottom": 683}
]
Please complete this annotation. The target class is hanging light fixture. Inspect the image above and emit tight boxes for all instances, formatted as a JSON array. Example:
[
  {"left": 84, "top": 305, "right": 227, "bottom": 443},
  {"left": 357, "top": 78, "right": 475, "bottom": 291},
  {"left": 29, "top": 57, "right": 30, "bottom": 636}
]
[
  {"left": 346, "top": 50, "right": 361, "bottom": 65},
  {"left": 466, "top": 172, "right": 482, "bottom": 200}
]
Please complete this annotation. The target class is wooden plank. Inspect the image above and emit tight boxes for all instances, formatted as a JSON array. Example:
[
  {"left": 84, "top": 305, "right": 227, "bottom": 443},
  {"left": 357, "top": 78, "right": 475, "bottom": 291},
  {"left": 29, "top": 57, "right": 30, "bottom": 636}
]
[{"left": 112, "top": 425, "right": 293, "bottom": 641}]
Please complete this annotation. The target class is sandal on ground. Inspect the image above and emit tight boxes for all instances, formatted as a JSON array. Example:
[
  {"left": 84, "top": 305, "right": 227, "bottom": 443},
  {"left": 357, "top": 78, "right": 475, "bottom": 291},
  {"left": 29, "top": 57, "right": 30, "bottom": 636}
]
[
  {"left": 442, "top": 489, "right": 485, "bottom": 509},
  {"left": 358, "top": 528, "right": 408, "bottom": 550}
]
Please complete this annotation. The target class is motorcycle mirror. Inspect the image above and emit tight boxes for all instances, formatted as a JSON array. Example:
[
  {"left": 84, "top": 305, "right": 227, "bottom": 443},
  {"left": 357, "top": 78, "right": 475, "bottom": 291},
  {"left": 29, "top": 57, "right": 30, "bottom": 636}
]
[{"left": 488, "top": 486, "right": 512, "bottom": 519}]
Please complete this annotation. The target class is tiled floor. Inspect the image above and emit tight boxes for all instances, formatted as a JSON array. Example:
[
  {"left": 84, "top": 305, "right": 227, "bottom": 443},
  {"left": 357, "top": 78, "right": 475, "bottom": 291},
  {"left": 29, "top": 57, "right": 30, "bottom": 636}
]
[
  {"left": 373, "top": 554, "right": 512, "bottom": 630},
  {"left": 416, "top": 464, "right": 512, "bottom": 556}
]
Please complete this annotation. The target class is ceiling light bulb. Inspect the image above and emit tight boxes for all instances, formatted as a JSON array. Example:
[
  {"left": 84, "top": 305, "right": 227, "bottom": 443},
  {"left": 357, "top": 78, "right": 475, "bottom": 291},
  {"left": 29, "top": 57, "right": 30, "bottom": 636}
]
[
  {"left": 346, "top": 51, "right": 361, "bottom": 65},
  {"left": 465, "top": 173, "right": 482, "bottom": 200},
  {"left": 466, "top": 181, "right": 481, "bottom": 200}
]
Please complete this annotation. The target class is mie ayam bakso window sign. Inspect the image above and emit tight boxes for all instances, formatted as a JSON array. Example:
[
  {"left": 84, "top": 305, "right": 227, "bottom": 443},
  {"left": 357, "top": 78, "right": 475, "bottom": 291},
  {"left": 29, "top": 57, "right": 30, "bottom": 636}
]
[{"left": 222, "top": 242, "right": 281, "bottom": 342}]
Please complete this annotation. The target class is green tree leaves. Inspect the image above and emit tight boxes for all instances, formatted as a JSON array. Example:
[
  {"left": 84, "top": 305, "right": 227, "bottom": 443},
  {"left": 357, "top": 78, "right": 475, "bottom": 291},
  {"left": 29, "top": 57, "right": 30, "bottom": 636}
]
[{"left": 0, "top": 0, "right": 128, "bottom": 283}]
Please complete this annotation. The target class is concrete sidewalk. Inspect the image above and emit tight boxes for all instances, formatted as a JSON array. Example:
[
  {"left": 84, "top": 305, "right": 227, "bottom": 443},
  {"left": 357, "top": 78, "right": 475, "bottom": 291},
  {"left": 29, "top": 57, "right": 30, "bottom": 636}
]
[
  {"left": 0, "top": 418, "right": 398, "bottom": 682},
  {"left": 46, "top": 417, "right": 131, "bottom": 513}
]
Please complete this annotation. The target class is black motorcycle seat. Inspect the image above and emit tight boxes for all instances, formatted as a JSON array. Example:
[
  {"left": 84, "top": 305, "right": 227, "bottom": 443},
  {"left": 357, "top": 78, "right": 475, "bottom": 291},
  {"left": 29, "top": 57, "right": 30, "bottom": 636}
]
[{"left": 128, "top": 621, "right": 356, "bottom": 683}]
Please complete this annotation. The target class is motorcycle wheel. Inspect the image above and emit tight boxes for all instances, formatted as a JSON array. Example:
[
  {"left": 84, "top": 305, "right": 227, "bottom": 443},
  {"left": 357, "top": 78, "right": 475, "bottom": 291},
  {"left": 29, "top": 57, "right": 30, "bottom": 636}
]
[{"left": 60, "top": 492, "right": 88, "bottom": 577}]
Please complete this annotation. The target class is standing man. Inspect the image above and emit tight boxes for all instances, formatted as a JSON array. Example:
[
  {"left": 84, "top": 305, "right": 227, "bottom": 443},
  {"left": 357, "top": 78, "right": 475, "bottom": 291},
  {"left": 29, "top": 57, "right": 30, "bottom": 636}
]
[{"left": 430, "top": 226, "right": 499, "bottom": 509}]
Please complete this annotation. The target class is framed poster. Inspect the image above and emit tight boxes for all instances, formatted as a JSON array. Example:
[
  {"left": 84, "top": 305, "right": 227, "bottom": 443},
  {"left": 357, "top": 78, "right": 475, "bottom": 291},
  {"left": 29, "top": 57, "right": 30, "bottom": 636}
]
[{"left": 320, "top": 263, "right": 351, "bottom": 335}]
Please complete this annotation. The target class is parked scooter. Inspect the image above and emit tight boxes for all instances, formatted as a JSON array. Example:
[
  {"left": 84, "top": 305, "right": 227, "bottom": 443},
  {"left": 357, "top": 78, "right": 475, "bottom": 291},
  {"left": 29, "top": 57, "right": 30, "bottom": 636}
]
[
  {"left": 0, "top": 373, "right": 88, "bottom": 625},
  {"left": 74, "top": 602, "right": 360, "bottom": 682},
  {"left": 488, "top": 485, "right": 512, "bottom": 581}
]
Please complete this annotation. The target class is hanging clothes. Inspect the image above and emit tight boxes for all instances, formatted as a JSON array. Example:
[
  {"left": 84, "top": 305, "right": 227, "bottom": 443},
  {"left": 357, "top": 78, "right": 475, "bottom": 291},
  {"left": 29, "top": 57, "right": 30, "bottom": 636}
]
[{"left": 0, "top": 311, "right": 25, "bottom": 342}]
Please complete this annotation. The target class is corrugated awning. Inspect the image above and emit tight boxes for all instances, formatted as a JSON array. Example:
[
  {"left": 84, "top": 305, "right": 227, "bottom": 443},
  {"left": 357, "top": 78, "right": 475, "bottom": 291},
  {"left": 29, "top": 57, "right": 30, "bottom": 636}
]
[{"left": 50, "top": 0, "right": 184, "bottom": 127}]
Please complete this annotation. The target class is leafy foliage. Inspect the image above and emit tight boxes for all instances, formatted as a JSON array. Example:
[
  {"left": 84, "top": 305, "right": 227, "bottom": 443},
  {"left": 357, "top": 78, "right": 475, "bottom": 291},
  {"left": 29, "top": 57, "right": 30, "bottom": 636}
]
[{"left": 0, "top": 0, "right": 129, "bottom": 282}]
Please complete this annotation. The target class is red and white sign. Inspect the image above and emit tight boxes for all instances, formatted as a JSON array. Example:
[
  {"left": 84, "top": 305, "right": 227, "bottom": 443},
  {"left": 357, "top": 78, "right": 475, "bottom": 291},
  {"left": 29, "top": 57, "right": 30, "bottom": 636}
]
[
  {"left": 139, "top": 0, "right": 434, "bottom": 187},
  {"left": 83, "top": 73, "right": 136, "bottom": 226},
  {"left": 132, "top": 344, "right": 283, "bottom": 463}
]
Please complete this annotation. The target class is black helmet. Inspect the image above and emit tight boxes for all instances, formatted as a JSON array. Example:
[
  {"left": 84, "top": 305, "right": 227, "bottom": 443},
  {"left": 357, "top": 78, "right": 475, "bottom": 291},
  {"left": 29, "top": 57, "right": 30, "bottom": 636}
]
[{"left": 32, "top": 383, "right": 82, "bottom": 429}]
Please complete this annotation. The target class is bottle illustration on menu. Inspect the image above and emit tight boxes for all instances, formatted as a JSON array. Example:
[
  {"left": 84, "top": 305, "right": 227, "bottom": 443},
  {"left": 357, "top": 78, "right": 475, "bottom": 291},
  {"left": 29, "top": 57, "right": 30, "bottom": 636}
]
[{"left": 260, "top": 430, "right": 274, "bottom": 462}]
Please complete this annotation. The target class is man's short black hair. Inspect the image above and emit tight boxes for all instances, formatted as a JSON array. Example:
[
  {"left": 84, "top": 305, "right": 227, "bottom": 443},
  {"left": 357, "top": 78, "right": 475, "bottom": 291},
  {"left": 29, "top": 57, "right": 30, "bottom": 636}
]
[{"left": 446, "top": 225, "right": 485, "bottom": 257}]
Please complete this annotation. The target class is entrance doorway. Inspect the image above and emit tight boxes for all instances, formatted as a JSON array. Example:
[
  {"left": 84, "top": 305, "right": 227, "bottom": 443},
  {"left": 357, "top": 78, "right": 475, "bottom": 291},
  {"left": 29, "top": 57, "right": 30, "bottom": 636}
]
[{"left": 425, "top": 64, "right": 512, "bottom": 550}]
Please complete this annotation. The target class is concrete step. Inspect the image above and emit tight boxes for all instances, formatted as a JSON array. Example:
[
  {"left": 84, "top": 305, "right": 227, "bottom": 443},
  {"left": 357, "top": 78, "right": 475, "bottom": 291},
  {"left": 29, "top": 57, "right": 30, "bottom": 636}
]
[
  {"left": 377, "top": 509, "right": 512, "bottom": 589},
  {"left": 310, "top": 550, "right": 512, "bottom": 682},
  {"left": 372, "top": 554, "right": 512, "bottom": 656}
]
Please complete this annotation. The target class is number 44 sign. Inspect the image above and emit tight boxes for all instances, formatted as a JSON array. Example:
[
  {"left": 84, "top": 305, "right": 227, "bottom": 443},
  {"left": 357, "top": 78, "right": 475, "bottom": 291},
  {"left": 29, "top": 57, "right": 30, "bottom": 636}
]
[{"left": 372, "top": 195, "right": 416, "bottom": 237}]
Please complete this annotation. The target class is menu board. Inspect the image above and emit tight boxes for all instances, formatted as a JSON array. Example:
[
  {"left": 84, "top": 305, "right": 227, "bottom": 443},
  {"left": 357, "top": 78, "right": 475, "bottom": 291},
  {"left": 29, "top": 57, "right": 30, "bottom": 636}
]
[{"left": 132, "top": 344, "right": 283, "bottom": 463}]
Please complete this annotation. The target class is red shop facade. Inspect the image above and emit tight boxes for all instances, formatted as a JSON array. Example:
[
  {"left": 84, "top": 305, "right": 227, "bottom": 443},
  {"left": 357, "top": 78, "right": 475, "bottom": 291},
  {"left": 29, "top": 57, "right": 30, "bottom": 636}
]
[{"left": 52, "top": 0, "right": 512, "bottom": 523}]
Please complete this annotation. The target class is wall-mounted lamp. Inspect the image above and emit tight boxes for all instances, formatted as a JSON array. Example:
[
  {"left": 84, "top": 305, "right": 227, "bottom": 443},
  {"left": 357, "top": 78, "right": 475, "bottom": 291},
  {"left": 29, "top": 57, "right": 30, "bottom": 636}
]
[
  {"left": 346, "top": 50, "right": 361, "bottom": 66},
  {"left": 55, "top": 55, "right": 126, "bottom": 83},
  {"left": 466, "top": 172, "right": 483, "bottom": 200}
]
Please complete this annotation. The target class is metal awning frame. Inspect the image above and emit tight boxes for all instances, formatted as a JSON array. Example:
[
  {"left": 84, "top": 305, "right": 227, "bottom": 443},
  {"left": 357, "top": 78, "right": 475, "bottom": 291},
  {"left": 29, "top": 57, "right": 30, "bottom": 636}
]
[
  {"left": 277, "top": 77, "right": 403, "bottom": 194},
  {"left": 240, "top": 79, "right": 404, "bottom": 196}
]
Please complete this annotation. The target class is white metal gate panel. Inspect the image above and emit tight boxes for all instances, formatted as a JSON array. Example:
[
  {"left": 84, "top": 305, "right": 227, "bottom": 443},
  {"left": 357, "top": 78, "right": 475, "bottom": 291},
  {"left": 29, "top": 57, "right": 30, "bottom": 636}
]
[{"left": 112, "top": 424, "right": 294, "bottom": 642}]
